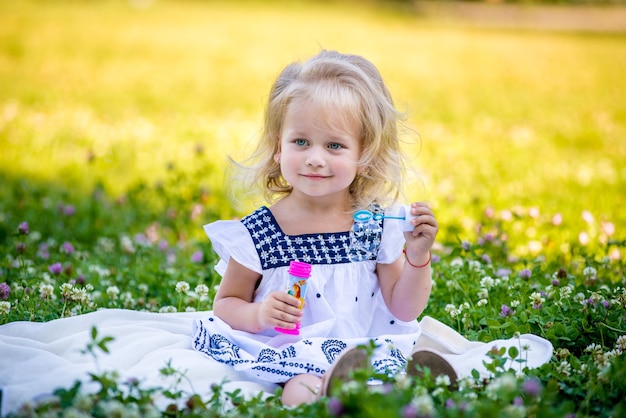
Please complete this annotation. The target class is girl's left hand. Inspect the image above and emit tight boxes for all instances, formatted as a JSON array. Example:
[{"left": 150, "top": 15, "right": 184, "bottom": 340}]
[{"left": 403, "top": 202, "right": 438, "bottom": 256}]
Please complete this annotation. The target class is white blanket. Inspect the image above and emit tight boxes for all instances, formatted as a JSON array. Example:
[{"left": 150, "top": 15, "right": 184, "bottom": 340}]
[
  {"left": 0, "top": 309, "right": 553, "bottom": 416},
  {"left": 0, "top": 309, "right": 277, "bottom": 416}
]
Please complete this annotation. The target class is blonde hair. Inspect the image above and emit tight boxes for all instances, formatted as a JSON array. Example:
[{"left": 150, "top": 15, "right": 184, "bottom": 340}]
[{"left": 230, "top": 50, "right": 407, "bottom": 211}]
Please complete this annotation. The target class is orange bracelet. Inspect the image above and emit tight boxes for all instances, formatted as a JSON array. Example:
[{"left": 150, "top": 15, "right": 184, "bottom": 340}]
[{"left": 403, "top": 249, "right": 431, "bottom": 268}]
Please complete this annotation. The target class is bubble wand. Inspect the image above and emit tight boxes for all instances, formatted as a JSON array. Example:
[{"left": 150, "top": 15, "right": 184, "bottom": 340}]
[{"left": 353, "top": 205, "right": 418, "bottom": 232}]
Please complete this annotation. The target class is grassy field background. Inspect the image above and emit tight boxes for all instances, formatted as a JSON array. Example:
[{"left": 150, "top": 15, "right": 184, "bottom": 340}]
[{"left": 1, "top": 0, "right": 625, "bottom": 253}]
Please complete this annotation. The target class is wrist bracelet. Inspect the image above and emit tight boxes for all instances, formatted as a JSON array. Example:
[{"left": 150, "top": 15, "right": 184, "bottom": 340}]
[{"left": 403, "top": 249, "right": 431, "bottom": 268}]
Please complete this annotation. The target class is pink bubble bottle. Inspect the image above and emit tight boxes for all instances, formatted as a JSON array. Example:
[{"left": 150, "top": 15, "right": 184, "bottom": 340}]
[{"left": 274, "top": 261, "right": 312, "bottom": 335}]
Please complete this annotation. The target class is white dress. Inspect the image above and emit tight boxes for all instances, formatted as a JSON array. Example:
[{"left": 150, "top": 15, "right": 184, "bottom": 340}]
[{"left": 192, "top": 206, "right": 422, "bottom": 384}]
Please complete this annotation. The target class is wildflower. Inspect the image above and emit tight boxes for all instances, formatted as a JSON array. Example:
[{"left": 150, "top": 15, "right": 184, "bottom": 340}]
[
  {"left": 582, "top": 210, "right": 594, "bottom": 224},
  {"left": 60, "top": 283, "right": 74, "bottom": 300},
  {"left": 500, "top": 304, "right": 514, "bottom": 317},
  {"left": 552, "top": 213, "right": 563, "bottom": 225},
  {"left": 518, "top": 269, "right": 531, "bottom": 281},
  {"left": 17, "top": 222, "right": 29, "bottom": 235},
  {"left": 70, "top": 287, "right": 89, "bottom": 304},
  {"left": 120, "top": 235, "right": 135, "bottom": 254},
  {"left": 481, "top": 254, "right": 492, "bottom": 264},
  {"left": 0, "top": 301, "right": 10, "bottom": 315},
  {"left": 0, "top": 282, "right": 10, "bottom": 300},
  {"left": 175, "top": 281, "right": 190, "bottom": 294},
  {"left": 327, "top": 397, "right": 344, "bottom": 416},
  {"left": 48, "top": 262, "right": 63, "bottom": 275},
  {"left": 461, "top": 241, "right": 471, "bottom": 251},
  {"left": 62, "top": 204, "right": 75, "bottom": 216},
  {"left": 16, "top": 242, "right": 27, "bottom": 254},
  {"left": 195, "top": 284, "right": 209, "bottom": 297},
  {"left": 477, "top": 299, "right": 488, "bottom": 307},
  {"left": 60, "top": 241, "right": 75, "bottom": 255},
  {"left": 480, "top": 276, "right": 495, "bottom": 289},
  {"left": 616, "top": 335, "right": 626, "bottom": 353},
  {"left": 529, "top": 292, "right": 545, "bottom": 309},
  {"left": 401, "top": 403, "right": 418, "bottom": 418},
  {"left": 556, "top": 361, "right": 571, "bottom": 377},
  {"left": 39, "top": 284, "right": 55, "bottom": 300},
  {"left": 413, "top": 394, "right": 435, "bottom": 416},
  {"left": 191, "top": 250, "right": 203, "bottom": 263},
  {"left": 435, "top": 374, "right": 451, "bottom": 387},
  {"left": 159, "top": 306, "right": 177, "bottom": 313},
  {"left": 601, "top": 221, "right": 615, "bottom": 236},
  {"left": 583, "top": 266, "right": 597, "bottom": 279},
  {"left": 579, "top": 232, "right": 590, "bottom": 246},
  {"left": 522, "top": 377, "right": 542, "bottom": 397},
  {"left": 106, "top": 286, "right": 120, "bottom": 300}
]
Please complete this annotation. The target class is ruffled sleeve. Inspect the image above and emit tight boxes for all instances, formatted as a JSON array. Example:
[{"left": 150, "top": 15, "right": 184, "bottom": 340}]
[
  {"left": 377, "top": 214, "right": 406, "bottom": 264},
  {"left": 203, "top": 220, "right": 262, "bottom": 276}
]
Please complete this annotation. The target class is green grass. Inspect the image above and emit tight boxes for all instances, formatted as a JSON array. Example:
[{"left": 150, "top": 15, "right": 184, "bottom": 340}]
[{"left": 1, "top": 1, "right": 625, "bottom": 417}]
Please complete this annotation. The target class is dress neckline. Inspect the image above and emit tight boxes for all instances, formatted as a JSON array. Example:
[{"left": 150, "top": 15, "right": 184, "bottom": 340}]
[{"left": 260, "top": 205, "right": 351, "bottom": 238}]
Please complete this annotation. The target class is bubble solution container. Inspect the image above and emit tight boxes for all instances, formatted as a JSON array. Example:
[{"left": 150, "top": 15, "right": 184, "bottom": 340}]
[{"left": 274, "top": 261, "right": 312, "bottom": 335}]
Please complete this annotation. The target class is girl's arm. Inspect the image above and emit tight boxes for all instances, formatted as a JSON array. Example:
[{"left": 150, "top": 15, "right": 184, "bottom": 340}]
[
  {"left": 378, "top": 202, "right": 437, "bottom": 322},
  {"left": 213, "top": 258, "right": 303, "bottom": 333}
]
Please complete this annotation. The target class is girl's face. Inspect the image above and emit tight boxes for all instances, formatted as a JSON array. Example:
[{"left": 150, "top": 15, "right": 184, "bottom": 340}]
[{"left": 276, "top": 98, "right": 361, "bottom": 202}]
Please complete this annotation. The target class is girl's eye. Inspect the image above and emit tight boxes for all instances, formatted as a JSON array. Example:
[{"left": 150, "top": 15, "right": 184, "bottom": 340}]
[
  {"left": 328, "top": 143, "right": 342, "bottom": 150},
  {"left": 295, "top": 139, "right": 308, "bottom": 146}
]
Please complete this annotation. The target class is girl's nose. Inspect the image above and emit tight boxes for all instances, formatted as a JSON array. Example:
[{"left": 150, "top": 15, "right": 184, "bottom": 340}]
[{"left": 305, "top": 149, "right": 326, "bottom": 167}]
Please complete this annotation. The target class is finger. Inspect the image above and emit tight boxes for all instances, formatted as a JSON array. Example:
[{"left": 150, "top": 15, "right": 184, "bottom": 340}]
[{"left": 274, "top": 292, "right": 302, "bottom": 308}]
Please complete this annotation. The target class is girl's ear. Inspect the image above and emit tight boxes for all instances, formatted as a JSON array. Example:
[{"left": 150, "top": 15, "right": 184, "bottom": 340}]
[{"left": 274, "top": 138, "right": 282, "bottom": 163}]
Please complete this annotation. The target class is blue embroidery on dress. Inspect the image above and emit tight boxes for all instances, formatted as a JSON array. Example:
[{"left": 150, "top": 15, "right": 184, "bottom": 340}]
[
  {"left": 321, "top": 339, "right": 348, "bottom": 364},
  {"left": 241, "top": 206, "right": 383, "bottom": 269}
]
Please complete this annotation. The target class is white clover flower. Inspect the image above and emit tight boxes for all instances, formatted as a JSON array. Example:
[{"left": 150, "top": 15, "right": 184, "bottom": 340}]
[
  {"left": 584, "top": 343, "right": 603, "bottom": 354},
  {"left": 616, "top": 335, "right": 626, "bottom": 353},
  {"left": 529, "top": 292, "right": 545, "bottom": 306},
  {"left": 60, "top": 283, "right": 74, "bottom": 299},
  {"left": 97, "top": 237, "right": 115, "bottom": 253},
  {"left": 0, "top": 301, "right": 11, "bottom": 315},
  {"left": 583, "top": 266, "right": 597, "bottom": 278},
  {"left": 85, "top": 284, "right": 94, "bottom": 292},
  {"left": 445, "top": 304, "right": 456, "bottom": 314},
  {"left": 510, "top": 300, "right": 520, "bottom": 308},
  {"left": 138, "top": 283, "right": 149, "bottom": 294},
  {"left": 560, "top": 285, "right": 573, "bottom": 299},
  {"left": 477, "top": 299, "right": 488, "bottom": 307},
  {"left": 478, "top": 289, "right": 489, "bottom": 299},
  {"left": 195, "top": 283, "right": 209, "bottom": 297},
  {"left": 70, "top": 287, "right": 89, "bottom": 304},
  {"left": 120, "top": 235, "right": 136, "bottom": 254},
  {"left": 185, "top": 306, "right": 196, "bottom": 312},
  {"left": 175, "top": 281, "right": 190, "bottom": 294},
  {"left": 450, "top": 258, "right": 464, "bottom": 268},
  {"left": 159, "top": 305, "right": 177, "bottom": 313},
  {"left": 106, "top": 286, "right": 120, "bottom": 300},
  {"left": 556, "top": 361, "right": 571, "bottom": 377},
  {"left": 435, "top": 374, "right": 451, "bottom": 386},
  {"left": 480, "top": 276, "right": 495, "bottom": 289},
  {"left": 39, "top": 283, "right": 55, "bottom": 300},
  {"left": 468, "top": 260, "right": 482, "bottom": 272},
  {"left": 413, "top": 394, "right": 435, "bottom": 416},
  {"left": 460, "top": 302, "right": 470, "bottom": 311},
  {"left": 574, "top": 292, "right": 586, "bottom": 304}
]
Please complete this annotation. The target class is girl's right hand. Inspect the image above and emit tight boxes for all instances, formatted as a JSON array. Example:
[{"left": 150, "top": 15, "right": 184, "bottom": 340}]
[{"left": 259, "top": 291, "right": 303, "bottom": 331}]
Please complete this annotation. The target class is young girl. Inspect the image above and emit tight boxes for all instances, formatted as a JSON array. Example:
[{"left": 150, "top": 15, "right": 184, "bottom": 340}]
[{"left": 192, "top": 50, "right": 438, "bottom": 406}]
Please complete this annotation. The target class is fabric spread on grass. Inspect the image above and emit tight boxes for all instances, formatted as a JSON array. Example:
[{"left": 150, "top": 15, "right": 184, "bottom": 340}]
[
  {"left": 0, "top": 310, "right": 553, "bottom": 416},
  {"left": 0, "top": 309, "right": 277, "bottom": 416}
]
